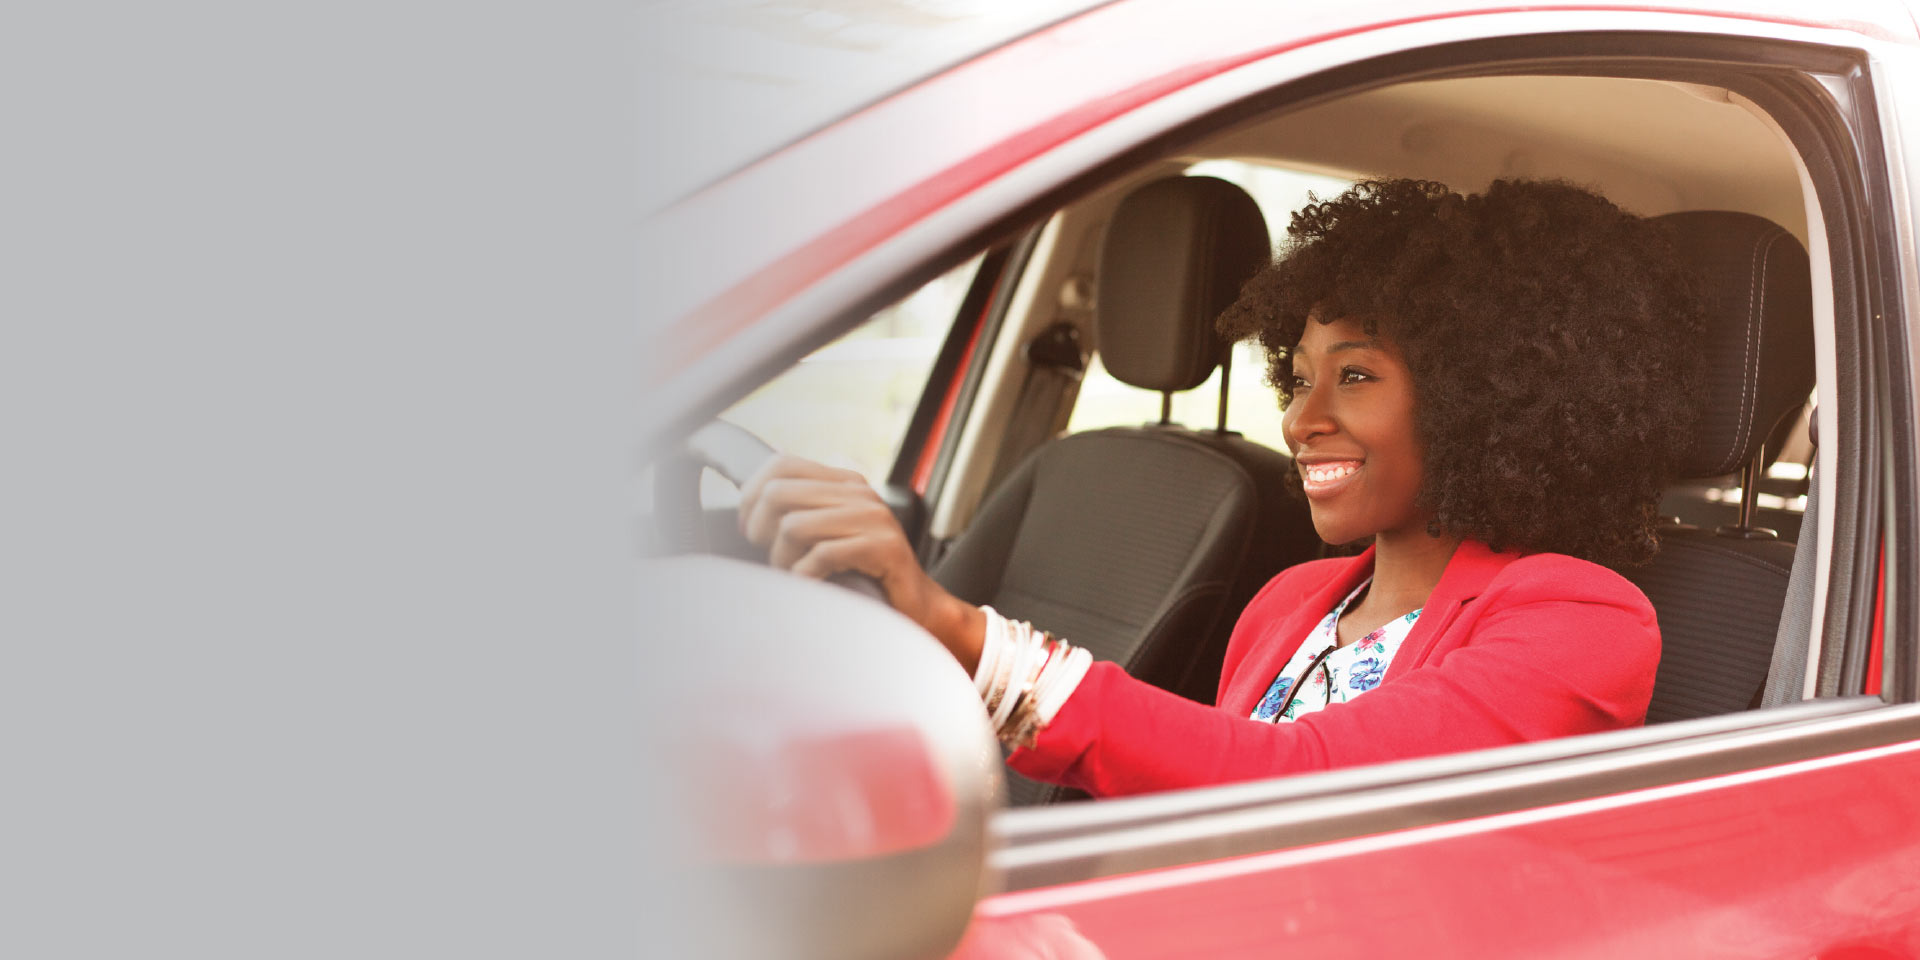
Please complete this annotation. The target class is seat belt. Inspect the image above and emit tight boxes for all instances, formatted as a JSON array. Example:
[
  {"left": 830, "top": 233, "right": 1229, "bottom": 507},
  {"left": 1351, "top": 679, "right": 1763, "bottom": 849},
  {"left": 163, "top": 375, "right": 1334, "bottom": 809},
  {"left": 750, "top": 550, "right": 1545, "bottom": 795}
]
[
  {"left": 981, "top": 321, "right": 1085, "bottom": 495},
  {"left": 1761, "top": 450, "right": 1819, "bottom": 707}
]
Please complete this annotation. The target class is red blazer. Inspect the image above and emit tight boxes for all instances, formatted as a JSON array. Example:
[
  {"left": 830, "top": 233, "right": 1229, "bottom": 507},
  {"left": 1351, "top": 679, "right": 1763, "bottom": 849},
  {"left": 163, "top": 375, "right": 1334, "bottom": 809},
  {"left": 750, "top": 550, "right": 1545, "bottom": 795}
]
[{"left": 1009, "top": 540, "right": 1660, "bottom": 797}]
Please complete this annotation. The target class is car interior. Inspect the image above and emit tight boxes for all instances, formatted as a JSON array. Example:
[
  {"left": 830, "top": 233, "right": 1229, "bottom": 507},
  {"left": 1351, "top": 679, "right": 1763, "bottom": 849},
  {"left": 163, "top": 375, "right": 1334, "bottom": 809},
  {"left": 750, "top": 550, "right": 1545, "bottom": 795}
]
[{"left": 717, "top": 70, "right": 1832, "bottom": 806}]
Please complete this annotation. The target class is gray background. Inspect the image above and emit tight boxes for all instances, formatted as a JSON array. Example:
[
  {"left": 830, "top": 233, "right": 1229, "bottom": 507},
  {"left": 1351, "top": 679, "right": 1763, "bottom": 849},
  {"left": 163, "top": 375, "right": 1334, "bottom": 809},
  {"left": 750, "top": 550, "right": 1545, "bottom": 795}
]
[{"left": 5, "top": 4, "right": 637, "bottom": 956}]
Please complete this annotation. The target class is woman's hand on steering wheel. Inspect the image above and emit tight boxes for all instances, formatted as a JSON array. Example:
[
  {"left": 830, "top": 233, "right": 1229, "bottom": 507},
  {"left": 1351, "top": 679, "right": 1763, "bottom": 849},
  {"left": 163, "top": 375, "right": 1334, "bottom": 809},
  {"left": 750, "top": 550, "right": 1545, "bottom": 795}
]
[{"left": 738, "top": 455, "right": 985, "bottom": 672}]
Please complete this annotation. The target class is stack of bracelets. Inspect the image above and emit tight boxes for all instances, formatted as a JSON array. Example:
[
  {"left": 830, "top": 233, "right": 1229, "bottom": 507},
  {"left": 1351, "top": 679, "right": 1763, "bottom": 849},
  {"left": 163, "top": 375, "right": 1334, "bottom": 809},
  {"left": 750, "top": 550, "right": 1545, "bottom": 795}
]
[{"left": 972, "top": 605, "right": 1093, "bottom": 748}]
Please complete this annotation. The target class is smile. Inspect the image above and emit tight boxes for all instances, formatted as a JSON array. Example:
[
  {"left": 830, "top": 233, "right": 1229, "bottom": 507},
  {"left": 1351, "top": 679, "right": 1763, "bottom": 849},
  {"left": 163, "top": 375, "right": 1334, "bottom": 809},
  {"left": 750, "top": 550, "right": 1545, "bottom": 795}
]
[{"left": 1300, "top": 460, "right": 1363, "bottom": 496}]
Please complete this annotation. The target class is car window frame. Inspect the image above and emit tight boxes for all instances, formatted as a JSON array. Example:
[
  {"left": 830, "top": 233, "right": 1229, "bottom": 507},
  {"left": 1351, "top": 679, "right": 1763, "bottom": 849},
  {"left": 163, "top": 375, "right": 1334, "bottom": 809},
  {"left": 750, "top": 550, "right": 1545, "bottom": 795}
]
[{"left": 964, "top": 36, "right": 1912, "bottom": 887}]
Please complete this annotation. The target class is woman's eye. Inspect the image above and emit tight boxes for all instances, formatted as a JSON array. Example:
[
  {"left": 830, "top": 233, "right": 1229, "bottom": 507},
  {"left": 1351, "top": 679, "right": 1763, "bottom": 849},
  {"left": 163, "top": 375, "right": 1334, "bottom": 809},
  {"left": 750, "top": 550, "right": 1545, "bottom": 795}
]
[
  {"left": 1339, "top": 367, "right": 1374, "bottom": 385},
  {"left": 1289, "top": 374, "right": 1311, "bottom": 391}
]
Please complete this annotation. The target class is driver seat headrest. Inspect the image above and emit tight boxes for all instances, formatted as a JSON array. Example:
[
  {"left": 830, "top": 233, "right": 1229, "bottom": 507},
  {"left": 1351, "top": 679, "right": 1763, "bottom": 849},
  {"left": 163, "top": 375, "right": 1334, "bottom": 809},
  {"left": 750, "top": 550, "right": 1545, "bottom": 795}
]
[
  {"left": 1095, "top": 176, "right": 1270, "bottom": 393},
  {"left": 1653, "top": 210, "right": 1815, "bottom": 479}
]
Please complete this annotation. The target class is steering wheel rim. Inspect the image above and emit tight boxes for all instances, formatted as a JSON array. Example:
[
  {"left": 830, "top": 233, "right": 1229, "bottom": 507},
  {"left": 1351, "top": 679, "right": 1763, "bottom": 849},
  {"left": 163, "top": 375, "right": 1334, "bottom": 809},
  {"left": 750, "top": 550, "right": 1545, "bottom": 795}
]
[
  {"left": 653, "top": 420, "right": 888, "bottom": 602},
  {"left": 652, "top": 420, "right": 772, "bottom": 554}
]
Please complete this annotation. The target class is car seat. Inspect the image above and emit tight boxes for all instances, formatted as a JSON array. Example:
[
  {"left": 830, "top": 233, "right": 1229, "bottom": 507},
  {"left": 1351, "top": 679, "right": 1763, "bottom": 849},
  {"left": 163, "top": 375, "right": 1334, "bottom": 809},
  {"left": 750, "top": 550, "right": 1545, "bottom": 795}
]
[
  {"left": 930, "top": 176, "right": 1321, "bottom": 804},
  {"left": 1616, "top": 211, "right": 1815, "bottom": 722}
]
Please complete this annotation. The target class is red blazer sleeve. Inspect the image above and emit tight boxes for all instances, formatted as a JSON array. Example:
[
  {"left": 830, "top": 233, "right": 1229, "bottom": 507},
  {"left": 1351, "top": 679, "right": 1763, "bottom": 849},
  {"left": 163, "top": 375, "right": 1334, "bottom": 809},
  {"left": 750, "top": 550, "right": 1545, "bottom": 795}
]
[{"left": 1007, "top": 553, "right": 1659, "bottom": 798}]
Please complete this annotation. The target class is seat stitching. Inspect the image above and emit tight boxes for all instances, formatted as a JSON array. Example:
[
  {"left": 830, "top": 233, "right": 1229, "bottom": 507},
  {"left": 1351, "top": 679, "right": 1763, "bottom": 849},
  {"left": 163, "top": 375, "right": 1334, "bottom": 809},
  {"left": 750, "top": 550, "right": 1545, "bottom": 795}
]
[
  {"left": 1727, "top": 229, "right": 1765, "bottom": 473},
  {"left": 1731, "top": 229, "right": 1787, "bottom": 474}
]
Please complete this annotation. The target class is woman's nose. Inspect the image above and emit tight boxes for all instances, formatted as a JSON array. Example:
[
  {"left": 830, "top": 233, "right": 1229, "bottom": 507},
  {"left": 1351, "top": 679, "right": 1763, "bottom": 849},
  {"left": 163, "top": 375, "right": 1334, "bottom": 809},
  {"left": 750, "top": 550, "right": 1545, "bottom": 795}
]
[{"left": 1284, "top": 386, "right": 1337, "bottom": 447}]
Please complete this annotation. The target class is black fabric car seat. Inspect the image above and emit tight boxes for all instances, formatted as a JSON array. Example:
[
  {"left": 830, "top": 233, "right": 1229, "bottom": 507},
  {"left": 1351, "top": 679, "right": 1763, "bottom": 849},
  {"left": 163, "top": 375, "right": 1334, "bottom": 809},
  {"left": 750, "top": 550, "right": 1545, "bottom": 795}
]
[
  {"left": 930, "top": 176, "right": 1320, "bottom": 804},
  {"left": 1615, "top": 211, "right": 1814, "bottom": 723}
]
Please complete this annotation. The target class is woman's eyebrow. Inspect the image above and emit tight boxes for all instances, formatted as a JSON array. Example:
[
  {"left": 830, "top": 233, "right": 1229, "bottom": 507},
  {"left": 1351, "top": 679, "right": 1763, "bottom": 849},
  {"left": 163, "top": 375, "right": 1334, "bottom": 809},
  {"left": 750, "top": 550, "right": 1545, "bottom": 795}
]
[
  {"left": 1295, "top": 339, "right": 1381, "bottom": 363},
  {"left": 1324, "top": 339, "right": 1381, "bottom": 355}
]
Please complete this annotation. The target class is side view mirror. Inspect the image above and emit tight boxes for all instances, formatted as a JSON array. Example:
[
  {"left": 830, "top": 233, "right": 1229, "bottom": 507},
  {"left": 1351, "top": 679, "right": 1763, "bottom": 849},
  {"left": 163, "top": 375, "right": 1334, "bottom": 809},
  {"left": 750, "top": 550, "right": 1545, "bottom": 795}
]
[{"left": 641, "top": 556, "right": 1003, "bottom": 960}]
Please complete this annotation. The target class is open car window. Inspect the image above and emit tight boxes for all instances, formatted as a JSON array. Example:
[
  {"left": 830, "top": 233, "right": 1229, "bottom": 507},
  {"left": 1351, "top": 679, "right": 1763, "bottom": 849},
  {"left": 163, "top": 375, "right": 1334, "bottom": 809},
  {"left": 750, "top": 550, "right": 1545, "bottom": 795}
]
[
  {"left": 921, "top": 58, "right": 1874, "bottom": 810},
  {"left": 715, "top": 255, "right": 982, "bottom": 492}
]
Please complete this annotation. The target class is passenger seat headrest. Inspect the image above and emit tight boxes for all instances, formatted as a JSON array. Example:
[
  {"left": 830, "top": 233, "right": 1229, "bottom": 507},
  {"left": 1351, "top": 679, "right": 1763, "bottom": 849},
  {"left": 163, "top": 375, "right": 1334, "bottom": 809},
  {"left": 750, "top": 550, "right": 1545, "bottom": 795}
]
[
  {"left": 1096, "top": 176, "right": 1270, "bottom": 393},
  {"left": 1654, "top": 211, "right": 1815, "bottom": 479}
]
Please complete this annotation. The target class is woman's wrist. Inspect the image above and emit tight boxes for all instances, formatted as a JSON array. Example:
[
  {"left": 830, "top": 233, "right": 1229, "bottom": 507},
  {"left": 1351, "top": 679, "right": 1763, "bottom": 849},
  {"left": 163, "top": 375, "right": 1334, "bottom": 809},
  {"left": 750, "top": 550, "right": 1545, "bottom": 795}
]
[
  {"left": 927, "top": 592, "right": 987, "bottom": 673},
  {"left": 973, "top": 606, "right": 1094, "bottom": 749}
]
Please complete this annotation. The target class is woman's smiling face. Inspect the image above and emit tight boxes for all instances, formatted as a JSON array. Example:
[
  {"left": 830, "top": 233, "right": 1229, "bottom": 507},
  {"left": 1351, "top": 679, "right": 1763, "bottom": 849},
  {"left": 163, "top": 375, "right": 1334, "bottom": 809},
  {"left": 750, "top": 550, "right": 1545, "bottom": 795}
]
[{"left": 1282, "top": 316, "right": 1428, "bottom": 546}]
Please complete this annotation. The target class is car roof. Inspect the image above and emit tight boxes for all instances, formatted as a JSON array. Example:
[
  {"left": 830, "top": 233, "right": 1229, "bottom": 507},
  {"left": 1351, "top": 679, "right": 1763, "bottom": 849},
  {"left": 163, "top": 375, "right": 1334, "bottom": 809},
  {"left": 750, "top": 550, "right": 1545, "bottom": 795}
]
[
  {"left": 639, "top": 0, "right": 1117, "bottom": 214},
  {"left": 640, "top": 0, "right": 1920, "bottom": 443},
  {"left": 640, "top": 0, "right": 1920, "bottom": 215}
]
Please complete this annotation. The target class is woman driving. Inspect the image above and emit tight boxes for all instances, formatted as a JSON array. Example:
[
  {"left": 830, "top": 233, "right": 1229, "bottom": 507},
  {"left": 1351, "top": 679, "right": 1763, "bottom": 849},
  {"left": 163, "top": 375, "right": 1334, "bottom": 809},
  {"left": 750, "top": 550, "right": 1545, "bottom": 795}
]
[{"left": 738, "top": 178, "right": 1705, "bottom": 798}]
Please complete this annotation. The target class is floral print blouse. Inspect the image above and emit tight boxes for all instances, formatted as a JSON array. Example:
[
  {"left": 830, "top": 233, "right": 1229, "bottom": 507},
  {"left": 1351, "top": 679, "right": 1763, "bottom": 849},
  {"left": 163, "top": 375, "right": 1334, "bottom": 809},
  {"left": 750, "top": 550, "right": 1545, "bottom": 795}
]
[{"left": 1250, "top": 578, "right": 1422, "bottom": 723}]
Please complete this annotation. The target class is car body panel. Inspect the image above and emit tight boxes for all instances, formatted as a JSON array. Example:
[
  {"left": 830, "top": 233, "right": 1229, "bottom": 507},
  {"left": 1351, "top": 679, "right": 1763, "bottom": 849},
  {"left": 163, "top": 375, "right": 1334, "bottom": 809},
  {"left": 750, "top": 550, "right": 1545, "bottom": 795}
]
[{"left": 958, "top": 738, "right": 1920, "bottom": 958}]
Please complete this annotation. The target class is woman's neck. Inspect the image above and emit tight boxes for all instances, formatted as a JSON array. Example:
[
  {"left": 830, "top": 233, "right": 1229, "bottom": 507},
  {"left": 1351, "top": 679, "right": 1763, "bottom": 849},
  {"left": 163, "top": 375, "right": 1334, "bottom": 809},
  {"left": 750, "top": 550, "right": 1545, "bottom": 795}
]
[{"left": 1365, "top": 529, "right": 1462, "bottom": 615}]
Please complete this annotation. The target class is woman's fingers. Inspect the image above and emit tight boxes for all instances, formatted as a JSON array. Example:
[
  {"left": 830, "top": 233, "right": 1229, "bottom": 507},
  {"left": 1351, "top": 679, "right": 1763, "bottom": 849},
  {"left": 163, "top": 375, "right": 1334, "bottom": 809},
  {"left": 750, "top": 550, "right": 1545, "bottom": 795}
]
[
  {"left": 734, "top": 453, "right": 952, "bottom": 627},
  {"left": 738, "top": 455, "right": 864, "bottom": 514},
  {"left": 737, "top": 455, "right": 872, "bottom": 542},
  {"left": 765, "top": 500, "right": 903, "bottom": 572},
  {"left": 791, "top": 528, "right": 925, "bottom": 617},
  {"left": 788, "top": 528, "right": 902, "bottom": 583},
  {"left": 733, "top": 454, "right": 977, "bottom": 658},
  {"left": 735, "top": 454, "right": 906, "bottom": 581},
  {"left": 740, "top": 476, "right": 883, "bottom": 546}
]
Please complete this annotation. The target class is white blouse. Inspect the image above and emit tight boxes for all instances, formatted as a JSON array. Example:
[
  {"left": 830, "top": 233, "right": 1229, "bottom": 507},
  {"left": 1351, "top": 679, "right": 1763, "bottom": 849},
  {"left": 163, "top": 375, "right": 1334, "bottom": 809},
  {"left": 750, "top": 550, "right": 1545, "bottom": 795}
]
[{"left": 1250, "top": 578, "right": 1422, "bottom": 723}]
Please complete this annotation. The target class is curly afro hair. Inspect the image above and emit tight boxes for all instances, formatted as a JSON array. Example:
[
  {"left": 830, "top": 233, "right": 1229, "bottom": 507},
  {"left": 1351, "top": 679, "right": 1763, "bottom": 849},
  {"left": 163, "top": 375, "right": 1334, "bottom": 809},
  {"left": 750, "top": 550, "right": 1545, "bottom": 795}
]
[{"left": 1216, "top": 178, "right": 1705, "bottom": 566}]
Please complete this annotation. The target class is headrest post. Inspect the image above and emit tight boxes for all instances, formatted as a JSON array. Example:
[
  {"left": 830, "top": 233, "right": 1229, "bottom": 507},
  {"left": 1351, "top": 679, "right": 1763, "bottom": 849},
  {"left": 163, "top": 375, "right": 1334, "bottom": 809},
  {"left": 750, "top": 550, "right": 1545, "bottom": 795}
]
[
  {"left": 1715, "top": 447, "right": 1779, "bottom": 541},
  {"left": 1215, "top": 347, "right": 1232, "bottom": 433},
  {"left": 1737, "top": 455, "right": 1760, "bottom": 530},
  {"left": 1159, "top": 392, "right": 1173, "bottom": 426}
]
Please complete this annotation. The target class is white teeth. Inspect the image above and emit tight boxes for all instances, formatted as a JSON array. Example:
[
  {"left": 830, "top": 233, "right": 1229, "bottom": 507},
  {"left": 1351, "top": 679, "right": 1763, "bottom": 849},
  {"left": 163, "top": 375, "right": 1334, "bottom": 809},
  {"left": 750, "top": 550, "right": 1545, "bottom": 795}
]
[{"left": 1305, "top": 464, "right": 1358, "bottom": 484}]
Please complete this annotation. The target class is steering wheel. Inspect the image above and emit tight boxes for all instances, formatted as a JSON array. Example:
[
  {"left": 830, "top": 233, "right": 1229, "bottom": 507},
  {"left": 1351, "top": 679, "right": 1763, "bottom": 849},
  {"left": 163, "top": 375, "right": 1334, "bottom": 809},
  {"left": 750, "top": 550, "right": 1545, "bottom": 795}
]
[{"left": 652, "top": 420, "right": 888, "bottom": 602}]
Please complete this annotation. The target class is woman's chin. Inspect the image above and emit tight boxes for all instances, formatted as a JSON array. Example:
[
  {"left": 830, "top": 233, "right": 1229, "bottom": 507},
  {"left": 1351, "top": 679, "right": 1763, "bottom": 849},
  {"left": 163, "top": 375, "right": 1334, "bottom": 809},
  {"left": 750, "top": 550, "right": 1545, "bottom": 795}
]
[{"left": 1309, "top": 517, "right": 1371, "bottom": 548}]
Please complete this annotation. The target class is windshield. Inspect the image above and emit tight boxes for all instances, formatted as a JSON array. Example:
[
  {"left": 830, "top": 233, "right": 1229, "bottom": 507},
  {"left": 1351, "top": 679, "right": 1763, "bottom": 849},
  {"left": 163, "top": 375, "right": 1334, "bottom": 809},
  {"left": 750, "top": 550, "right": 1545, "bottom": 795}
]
[{"left": 637, "top": 0, "right": 1116, "bottom": 214}]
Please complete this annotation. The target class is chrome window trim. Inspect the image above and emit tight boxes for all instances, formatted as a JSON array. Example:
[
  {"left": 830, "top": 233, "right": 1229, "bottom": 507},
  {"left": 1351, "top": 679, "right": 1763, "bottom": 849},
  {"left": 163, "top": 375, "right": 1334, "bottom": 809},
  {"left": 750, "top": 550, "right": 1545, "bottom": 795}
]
[{"left": 993, "top": 695, "right": 1877, "bottom": 845}]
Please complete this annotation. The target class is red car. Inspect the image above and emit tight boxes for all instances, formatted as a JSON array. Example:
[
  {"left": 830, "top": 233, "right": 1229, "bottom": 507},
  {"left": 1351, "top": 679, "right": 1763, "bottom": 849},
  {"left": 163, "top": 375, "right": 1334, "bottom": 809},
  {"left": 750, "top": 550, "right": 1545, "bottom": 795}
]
[{"left": 640, "top": 2, "right": 1920, "bottom": 956}]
